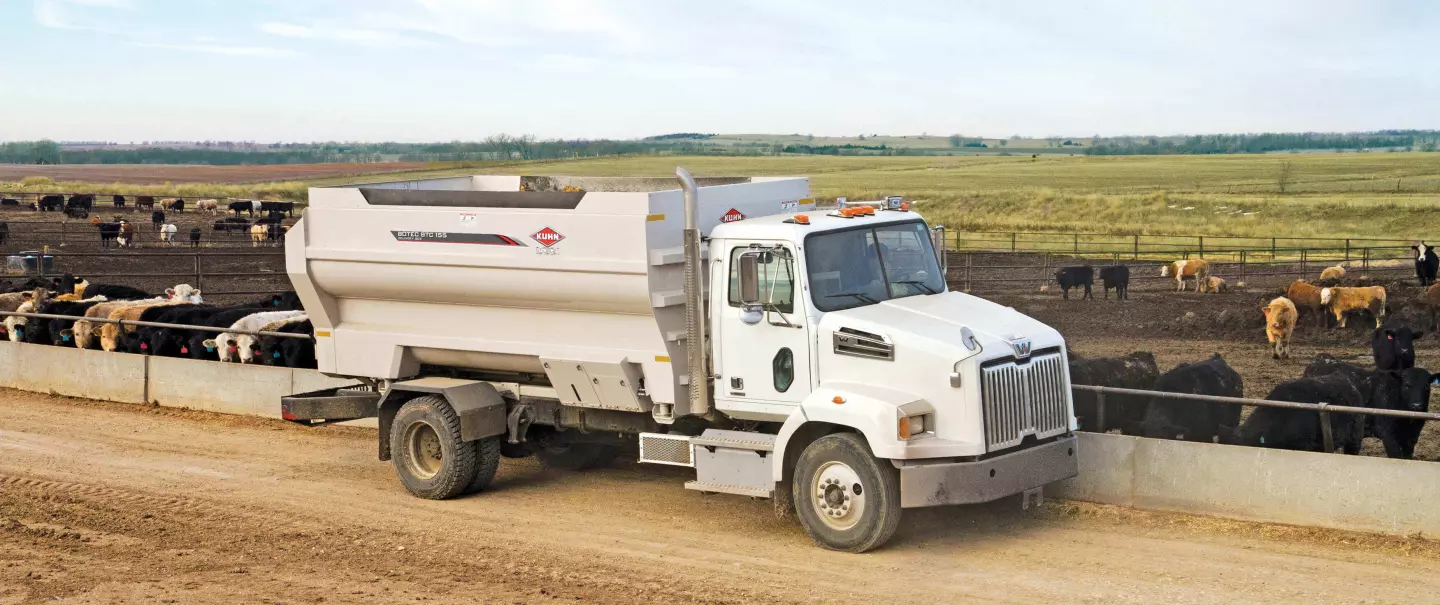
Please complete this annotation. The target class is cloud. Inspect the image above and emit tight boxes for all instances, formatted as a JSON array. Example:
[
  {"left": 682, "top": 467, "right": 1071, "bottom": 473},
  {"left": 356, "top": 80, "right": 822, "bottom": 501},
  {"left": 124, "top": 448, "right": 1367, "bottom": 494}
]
[
  {"left": 33, "top": 0, "right": 133, "bottom": 30},
  {"left": 131, "top": 42, "right": 300, "bottom": 57},
  {"left": 259, "top": 20, "right": 434, "bottom": 48},
  {"left": 193, "top": 35, "right": 220, "bottom": 43}
]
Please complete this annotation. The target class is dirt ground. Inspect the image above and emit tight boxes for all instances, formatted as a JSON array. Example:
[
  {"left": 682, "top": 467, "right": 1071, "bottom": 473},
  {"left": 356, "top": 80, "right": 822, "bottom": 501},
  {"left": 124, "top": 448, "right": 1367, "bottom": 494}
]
[
  {"left": 0, "top": 163, "right": 433, "bottom": 184},
  {"left": 2, "top": 389, "right": 1439, "bottom": 605}
]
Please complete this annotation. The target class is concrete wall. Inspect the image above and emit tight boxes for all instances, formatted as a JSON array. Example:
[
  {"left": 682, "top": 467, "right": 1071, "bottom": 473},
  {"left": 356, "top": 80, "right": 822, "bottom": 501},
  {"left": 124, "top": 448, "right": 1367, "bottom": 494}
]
[
  {"left": 2, "top": 339, "right": 1438, "bottom": 536},
  {"left": 1055, "top": 432, "right": 1440, "bottom": 537}
]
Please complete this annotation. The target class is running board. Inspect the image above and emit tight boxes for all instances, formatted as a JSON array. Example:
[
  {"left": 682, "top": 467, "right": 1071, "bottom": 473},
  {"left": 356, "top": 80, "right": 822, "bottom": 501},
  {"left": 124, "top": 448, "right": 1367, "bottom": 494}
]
[{"left": 684, "top": 481, "right": 773, "bottom": 498}]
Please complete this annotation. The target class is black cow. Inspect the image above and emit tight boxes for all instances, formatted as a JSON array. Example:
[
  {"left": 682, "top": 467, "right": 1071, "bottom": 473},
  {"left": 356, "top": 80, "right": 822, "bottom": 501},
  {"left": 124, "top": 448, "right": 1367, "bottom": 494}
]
[
  {"left": 1099, "top": 265, "right": 1129, "bottom": 301},
  {"left": 1054, "top": 266, "right": 1093, "bottom": 300},
  {"left": 64, "top": 206, "right": 88, "bottom": 219},
  {"left": 181, "top": 307, "right": 270, "bottom": 360},
  {"left": 1414, "top": 243, "right": 1439, "bottom": 287},
  {"left": 152, "top": 210, "right": 166, "bottom": 229},
  {"left": 1140, "top": 354, "right": 1244, "bottom": 442},
  {"left": 134, "top": 196, "right": 155, "bottom": 212},
  {"left": 1370, "top": 367, "right": 1436, "bottom": 459},
  {"left": 45, "top": 300, "right": 108, "bottom": 347},
  {"left": 1373, "top": 327, "right": 1422, "bottom": 372},
  {"left": 127, "top": 305, "right": 211, "bottom": 354},
  {"left": 1237, "top": 373, "right": 1368, "bottom": 454},
  {"left": 65, "top": 194, "right": 93, "bottom": 212},
  {"left": 229, "top": 200, "right": 254, "bottom": 218},
  {"left": 266, "top": 222, "right": 284, "bottom": 243},
  {"left": 112, "top": 195, "right": 126, "bottom": 209},
  {"left": 97, "top": 222, "right": 121, "bottom": 248},
  {"left": 38, "top": 195, "right": 64, "bottom": 212},
  {"left": 0, "top": 222, "right": 8, "bottom": 246},
  {"left": 169, "top": 198, "right": 185, "bottom": 212},
  {"left": 256, "top": 210, "right": 285, "bottom": 225},
  {"left": 261, "top": 200, "right": 295, "bottom": 217},
  {"left": 81, "top": 283, "right": 151, "bottom": 300},
  {"left": 1, "top": 198, "right": 20, "bottom": 206},
  {"left": 1068, "top": 351, "right": 1158, "bottom": 434},
  {"left": 214, "top": 217, "right": 251, "bottom": 231},
  {"left": 25, "top": 300, "right": 99, "bottom": 345},
  {"left": 268, "top": 291, "right": 303, "bottom": 311},
  {"left": 189, "top": 227, "right": 202, "bottom": 247},
  {"left": 265, "top": 320, "right": 315, "bottom": 368},
  {"left": 143, "top": 305, "right": 234, "bottom": 357}
]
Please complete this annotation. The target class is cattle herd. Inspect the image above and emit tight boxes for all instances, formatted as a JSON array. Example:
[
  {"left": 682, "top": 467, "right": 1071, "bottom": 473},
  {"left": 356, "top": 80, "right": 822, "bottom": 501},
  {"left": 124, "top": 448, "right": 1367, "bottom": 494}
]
[
  {"left": 1070, "top": 333, "right": 1434, "bottom": 459},
  {"left": 0, "top": 193, "right": 296, "bottom": 248},
  {"left": 0, "top": 275, "right": 314, "bottom": 369}
]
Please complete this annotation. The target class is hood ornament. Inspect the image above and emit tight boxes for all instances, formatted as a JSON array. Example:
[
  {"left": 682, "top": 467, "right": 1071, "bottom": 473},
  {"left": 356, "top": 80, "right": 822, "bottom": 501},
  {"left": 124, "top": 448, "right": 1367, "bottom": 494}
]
[{"left": 1008, "top": 336, "right": 1032, "bottom": 360}]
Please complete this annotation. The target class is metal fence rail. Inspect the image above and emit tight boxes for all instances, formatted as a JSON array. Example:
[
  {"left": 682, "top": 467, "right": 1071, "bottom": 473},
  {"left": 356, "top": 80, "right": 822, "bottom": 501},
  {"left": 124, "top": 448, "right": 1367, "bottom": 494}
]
[
  {"left": 0, "top": 310, "right": 312, "bottom": 340},
  {"left": 1073, "top": 384, "right": 1440, "bottom": 454},
  {"left": 949, "top": 230, "right": 1414, "bottom": 256}
]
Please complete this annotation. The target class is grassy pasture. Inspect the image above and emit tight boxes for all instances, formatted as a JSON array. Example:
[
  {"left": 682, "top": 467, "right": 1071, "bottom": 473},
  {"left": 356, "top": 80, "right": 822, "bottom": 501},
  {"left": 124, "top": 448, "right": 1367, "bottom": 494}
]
[{"left": 3, "top": 153, "right": 1438, "bottom": 240}]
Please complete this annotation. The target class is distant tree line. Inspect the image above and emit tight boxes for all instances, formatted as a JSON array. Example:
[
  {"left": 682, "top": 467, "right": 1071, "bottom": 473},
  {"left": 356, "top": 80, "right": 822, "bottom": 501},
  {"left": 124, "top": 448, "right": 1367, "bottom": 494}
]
[{"left": 1085, "top": 131, "right": 1440, "bottom": 155}]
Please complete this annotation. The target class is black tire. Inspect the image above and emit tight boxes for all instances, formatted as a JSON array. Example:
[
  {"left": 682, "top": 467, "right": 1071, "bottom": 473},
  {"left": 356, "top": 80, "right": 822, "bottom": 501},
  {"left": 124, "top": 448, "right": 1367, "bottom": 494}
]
[
  {"left": 390, "top": 396, "right": 478, "bottom": 500},
  {"left": 791, "top": 433, "right": 901, "bottom": 553},
  {"left": 534, "top": 440, "right": 618, "bottom": 471},
  {"left": 464, "top": 436, "right": 503, "bottom": 495}
]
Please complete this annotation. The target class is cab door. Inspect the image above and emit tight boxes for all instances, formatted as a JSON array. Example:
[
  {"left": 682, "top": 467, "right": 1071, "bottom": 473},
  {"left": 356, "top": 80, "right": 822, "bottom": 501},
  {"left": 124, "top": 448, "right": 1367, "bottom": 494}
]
[{"left": 715, "top": 242, "right": 812, "bottom": 412}]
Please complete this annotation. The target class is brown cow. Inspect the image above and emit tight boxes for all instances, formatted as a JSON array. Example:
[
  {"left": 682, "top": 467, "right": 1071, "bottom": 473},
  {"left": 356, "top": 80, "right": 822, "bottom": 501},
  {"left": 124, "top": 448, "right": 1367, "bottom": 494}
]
[
  {"left": 1319, "top": 265, "right": 1346, "bottom": 282},
  {"left": 1261, "top": 297, "right": 1298, "bottom": 359},
  {"left": 1321, "top": 286, "right": 1386, "bottom": 329},
  {"left": 1160, "top": 259, "right": 1210, "bottom": 292},
  {"left": 1204, "top": 276, "right": 1228, "bottom": 294},
  {"left": 1286, "top": 280, "right": 1326, "bottom": 327},
  {"left": 99, "top": 301, "right": 190, "bottom": 352},
  {"left": 73, "top": 298, "right": 163, "bottom": 349}
]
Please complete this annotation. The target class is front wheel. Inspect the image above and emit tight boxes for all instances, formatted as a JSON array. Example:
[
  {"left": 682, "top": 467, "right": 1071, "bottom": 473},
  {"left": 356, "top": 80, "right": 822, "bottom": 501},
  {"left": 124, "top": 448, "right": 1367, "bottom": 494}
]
[{"left": 792, "top": 433, "right": 901, "bottom": 553}]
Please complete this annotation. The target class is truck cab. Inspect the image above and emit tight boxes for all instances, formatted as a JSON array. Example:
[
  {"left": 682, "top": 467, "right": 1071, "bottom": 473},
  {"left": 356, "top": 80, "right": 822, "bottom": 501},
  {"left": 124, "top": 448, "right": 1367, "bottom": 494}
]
[{"left": 282, "top": 170, "right": 1077, "bottom": 553}]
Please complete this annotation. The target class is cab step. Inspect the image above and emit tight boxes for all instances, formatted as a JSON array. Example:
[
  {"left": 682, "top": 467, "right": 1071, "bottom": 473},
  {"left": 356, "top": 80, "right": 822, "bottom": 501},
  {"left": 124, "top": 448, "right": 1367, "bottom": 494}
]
[
  {"left": 640, "top": 429, "right": 776, "bottom": 500},
  {"left": 684, "top": 480, "right": 773, "bottom": 498}
]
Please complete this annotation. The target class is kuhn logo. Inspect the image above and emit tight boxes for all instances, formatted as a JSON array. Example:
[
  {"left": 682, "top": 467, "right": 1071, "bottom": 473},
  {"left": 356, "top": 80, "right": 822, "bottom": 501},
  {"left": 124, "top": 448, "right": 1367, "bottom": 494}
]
[
  {"left": 530, "top": 227, "right": 564, "bottom": 247},
  {"left": 721, "top": 208, "right": 746, "bottom": 223}
]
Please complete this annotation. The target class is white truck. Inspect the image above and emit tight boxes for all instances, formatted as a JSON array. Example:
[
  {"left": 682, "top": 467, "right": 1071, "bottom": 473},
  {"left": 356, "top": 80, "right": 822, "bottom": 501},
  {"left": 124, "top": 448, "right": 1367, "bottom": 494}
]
[{"left": 281, "top": 169, "right": 1078, "bottom": 552}]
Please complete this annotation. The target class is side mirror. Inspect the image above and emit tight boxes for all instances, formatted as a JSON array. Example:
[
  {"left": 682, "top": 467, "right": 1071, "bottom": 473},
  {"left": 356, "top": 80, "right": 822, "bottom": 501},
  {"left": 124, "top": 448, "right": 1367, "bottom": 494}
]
[{"left": 739, "top": 252, "right": 761, "bottom": 306}]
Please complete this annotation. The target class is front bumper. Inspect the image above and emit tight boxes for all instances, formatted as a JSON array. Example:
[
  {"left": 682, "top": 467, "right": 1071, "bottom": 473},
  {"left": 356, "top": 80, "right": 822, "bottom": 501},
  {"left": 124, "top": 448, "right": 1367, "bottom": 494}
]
[{"left": 896, "top": 435, "right": 1078, "bottom": 508}]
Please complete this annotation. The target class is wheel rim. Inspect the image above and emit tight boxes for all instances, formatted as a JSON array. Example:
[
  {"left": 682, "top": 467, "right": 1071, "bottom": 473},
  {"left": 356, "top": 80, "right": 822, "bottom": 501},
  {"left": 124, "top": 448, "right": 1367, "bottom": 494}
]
[
  {"left": 403, "top": 422, "right": 444, "bottom": 480},
  {"left": 811, "top": 461, "right": 866, "bottom": 531}
]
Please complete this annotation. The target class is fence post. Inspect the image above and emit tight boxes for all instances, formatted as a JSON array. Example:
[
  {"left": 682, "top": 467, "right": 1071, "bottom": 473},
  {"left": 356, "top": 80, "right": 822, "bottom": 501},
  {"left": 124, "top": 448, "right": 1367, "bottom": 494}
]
[
  {"left": 1345, "top": 239, "right": 1351, "bottom": 263},
  {"left": 1010, "top": 232, "right": 1017, "bottom": 252},
  {"left": 1073, "top": 233, "right": 1079, "bottom": 254},
  {"left": 1271, "top": 237, "right": 1276, "bottom": 256},
  {"left": 964, "top": 253, "right": 972, "bottom": 291},
  {"left": 1095, "top": 391, "right": 1107, "bottom": 433},
  {"left": 194, "top": 254, "right": 202, "bottom": 290},
  {"left": 60, "top": 222, "right": 66, "bottom": 248},
  {"left": 1198, "top": 236, "right": 1204, "bottom": 258},
  {"left": 1301, "top": 249, "right": 1307, "bottom": 276},
  {"left": 1240, "top": 250, "right": 1247, "bottom": 284},
  {"left": 1363, "top": 248, "right": 1370, "bottom": 271},
  {"left": 1133, "top": 234, "right": 1139, "bottom": 260},
  {"left": 1318, "top": 402, "right": 1335, "bottom": 453}
]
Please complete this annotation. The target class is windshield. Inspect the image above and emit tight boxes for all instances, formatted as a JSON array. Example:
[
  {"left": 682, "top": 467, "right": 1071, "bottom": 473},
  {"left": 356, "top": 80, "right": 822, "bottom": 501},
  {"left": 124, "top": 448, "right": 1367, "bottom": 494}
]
[{"left": 806, "top": 220, "right": 945, "bottom": 312}]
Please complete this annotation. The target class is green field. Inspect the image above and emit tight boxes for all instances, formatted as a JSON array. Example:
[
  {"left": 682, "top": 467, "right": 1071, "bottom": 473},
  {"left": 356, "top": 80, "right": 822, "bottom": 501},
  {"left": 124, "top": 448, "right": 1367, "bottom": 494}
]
[{"left": 5, "top": 153, "right": 1440, "bottom": 240}]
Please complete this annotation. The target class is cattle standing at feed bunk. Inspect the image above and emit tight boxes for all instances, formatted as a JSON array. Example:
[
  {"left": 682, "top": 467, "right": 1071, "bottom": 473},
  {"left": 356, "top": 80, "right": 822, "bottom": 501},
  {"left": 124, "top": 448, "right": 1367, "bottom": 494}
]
[
  {"left": 1414, "top": 242, "right": 1439, "bottom": 286},
  {"left": 1160, "top": 259, "right": 1210, "bottom": 292},
  {"left": 1099, "top": 265, "right": 1129, "bottom": 300},
  {"left": 1321, "top": 286, "right": 1386, "bottom": 329},
  {"left": 1261, "top": 297, "right": 1298, "bottom": 359},
  {"left": 1238, "top": 371, "right": 1368, "bottom": 454},
  {"left": 1372, "top": 326, "right": 1422, "bottom": 372},
  {"left": 1140, "top": 354, "right": 1243, "bottom": 442},
  {"left": 1067, "top": 351, "right": 1158, "bottom": 433},
  {"left": 1054, "top": 266, "right": 1093, "bottom": 300},
  {"left": 205, "top": 310, "right": 306, "bottom": 362}
]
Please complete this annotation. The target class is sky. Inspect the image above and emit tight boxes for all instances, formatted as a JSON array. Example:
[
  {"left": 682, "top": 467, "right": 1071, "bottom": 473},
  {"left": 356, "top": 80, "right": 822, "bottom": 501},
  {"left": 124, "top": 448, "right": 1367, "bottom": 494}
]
[{"left": 3, "top": 0, "right": 1439, "bottom": 142}]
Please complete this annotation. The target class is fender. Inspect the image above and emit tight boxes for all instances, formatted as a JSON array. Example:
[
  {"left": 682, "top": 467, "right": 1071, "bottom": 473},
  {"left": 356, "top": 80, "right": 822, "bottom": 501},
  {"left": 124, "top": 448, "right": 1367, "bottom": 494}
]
[
  {"left": 770, "top": 382, "right": 975, "bottom": 482},
  {"left": 377, "top": 377, "right": 508, "bottom": 460}
]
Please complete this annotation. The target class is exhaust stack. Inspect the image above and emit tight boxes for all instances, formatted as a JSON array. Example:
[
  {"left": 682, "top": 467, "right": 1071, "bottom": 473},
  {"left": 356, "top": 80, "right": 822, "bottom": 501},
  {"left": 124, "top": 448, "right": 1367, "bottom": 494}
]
[{"left": 676, "top": 166, "right": 710, "bottom": 417}]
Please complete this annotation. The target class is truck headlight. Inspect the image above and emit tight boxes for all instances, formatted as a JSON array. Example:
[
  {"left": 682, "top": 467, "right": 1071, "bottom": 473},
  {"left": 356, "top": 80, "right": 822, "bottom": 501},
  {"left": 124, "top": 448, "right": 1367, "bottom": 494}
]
[{"left": 898, "top": 413, "right": 930, "bottom": 440}]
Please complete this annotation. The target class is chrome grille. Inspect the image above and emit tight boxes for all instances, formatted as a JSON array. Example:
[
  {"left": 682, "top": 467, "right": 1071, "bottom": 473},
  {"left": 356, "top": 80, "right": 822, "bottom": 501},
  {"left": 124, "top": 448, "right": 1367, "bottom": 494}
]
[{"left": 980, "top": 352, "right": 1070, "bottom": 451}]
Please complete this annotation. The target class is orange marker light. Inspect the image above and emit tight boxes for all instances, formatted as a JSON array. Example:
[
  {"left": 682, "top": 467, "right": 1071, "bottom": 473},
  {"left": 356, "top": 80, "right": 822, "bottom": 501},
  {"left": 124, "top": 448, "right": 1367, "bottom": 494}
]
[
  {"left": 832, "top": 396, "right": 846, "bottom": 404},
  {"left": 861, "top": 206, "right": 875, "bottom": 216},
  {"left": 793, "top": 214, "right": 810, "bottom": 224},
  {"left": 900, "top": 203, "right": 909, "bottom": 211}
]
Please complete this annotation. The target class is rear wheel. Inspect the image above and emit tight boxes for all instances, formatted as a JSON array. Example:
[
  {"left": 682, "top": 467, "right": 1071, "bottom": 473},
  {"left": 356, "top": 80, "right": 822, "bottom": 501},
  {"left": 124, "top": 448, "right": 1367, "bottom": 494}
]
[
  {"left": 792, "top": 433, "right": 901, "bottom": 553},
  {"left": 390, "top": 396, "right": 478, "bottom": 500}
]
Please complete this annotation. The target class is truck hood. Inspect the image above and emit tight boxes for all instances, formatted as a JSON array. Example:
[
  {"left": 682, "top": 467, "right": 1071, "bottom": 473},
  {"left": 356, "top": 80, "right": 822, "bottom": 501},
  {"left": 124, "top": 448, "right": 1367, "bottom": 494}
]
[{"left": 823, "top": 291, "right": 1063, "bottom": 354}]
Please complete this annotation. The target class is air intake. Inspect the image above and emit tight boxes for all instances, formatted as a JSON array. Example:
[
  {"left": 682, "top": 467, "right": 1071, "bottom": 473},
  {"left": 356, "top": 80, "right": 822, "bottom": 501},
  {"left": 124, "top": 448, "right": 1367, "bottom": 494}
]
[
  {"left": 834, "top": 328, "right": 893, "bottom": 360},
  {"left": 638, "top": 433, "right": 694, "bottom": 467}
]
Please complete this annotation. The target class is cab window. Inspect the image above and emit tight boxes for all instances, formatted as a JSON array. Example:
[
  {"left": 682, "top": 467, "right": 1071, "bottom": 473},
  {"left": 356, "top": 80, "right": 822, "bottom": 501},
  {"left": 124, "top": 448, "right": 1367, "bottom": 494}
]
[{"left": 727, "top": 246, "right": 795, "bottom": 313}]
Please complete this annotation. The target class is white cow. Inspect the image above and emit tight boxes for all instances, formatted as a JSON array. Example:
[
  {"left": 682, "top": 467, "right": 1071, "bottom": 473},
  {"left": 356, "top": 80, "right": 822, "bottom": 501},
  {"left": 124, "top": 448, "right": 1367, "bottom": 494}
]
[
  {"left": 236, "top": 314, "right": 308, "bottom": 364},
  {"left": 206, "top": 310, "right": 305, "bottom": 362},
  {"left": 159, "top": 223, "right": 177, "bottom": 245},
  {"left": 165, "top": 283, "right": 204, "bottom": 303}
]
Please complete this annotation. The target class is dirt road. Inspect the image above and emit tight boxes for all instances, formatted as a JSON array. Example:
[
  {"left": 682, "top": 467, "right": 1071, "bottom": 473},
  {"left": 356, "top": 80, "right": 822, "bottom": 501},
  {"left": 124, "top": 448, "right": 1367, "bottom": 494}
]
[{"left": 2, "top": 390, "right": 1439, "bottom": 604}]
